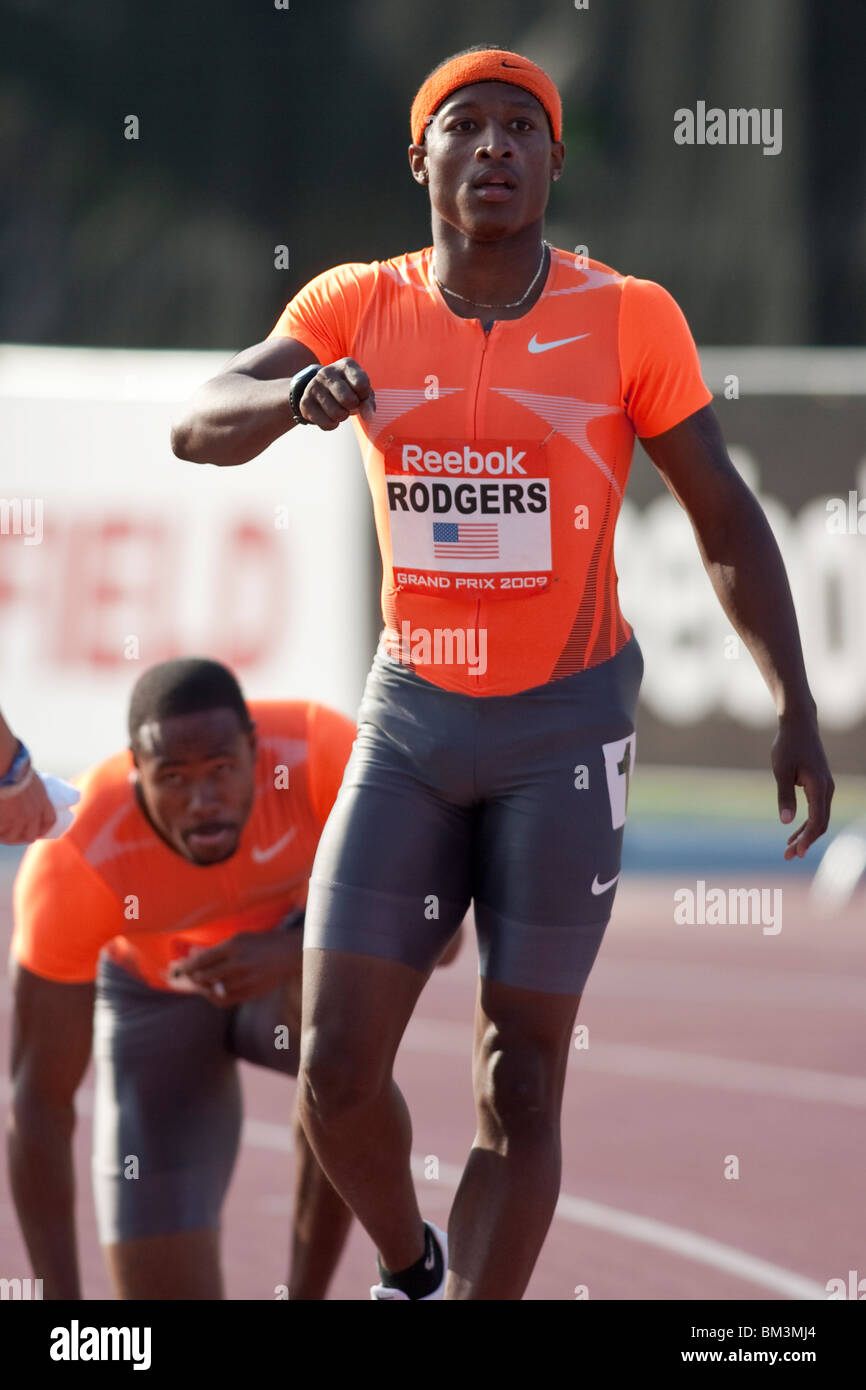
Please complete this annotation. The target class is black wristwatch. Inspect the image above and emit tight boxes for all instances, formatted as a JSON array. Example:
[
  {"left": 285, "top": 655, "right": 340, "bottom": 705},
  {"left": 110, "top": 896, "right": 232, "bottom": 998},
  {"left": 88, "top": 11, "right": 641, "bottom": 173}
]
[{"left": 288, "top": 365, "right": 321, "bottom": 426}]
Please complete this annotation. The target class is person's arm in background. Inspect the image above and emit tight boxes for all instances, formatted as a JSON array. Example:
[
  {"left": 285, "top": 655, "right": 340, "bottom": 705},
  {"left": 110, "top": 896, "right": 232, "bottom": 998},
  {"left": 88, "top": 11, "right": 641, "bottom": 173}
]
[
  {"left": 9, "top": 835, "right": 116, "bottom": 1296},
  {"left": 7, "top": 962, "right": 94, "bottom": 1299},
  {"left": 641, "top": 403, "right": 834, "bottom": 858},
  {"left": 0, "top": 710, "right": 55, "bottom": 844}
]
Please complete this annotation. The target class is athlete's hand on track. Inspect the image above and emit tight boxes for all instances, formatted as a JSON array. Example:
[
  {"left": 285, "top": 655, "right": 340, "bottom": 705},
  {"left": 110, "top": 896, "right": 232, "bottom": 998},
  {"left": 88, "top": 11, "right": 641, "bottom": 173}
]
[
  {"left": 172, "top": 927, "right": 303, "bottom": 1006},
  {"left": 771, "top": 712, "right": 834, "bottom": 860},
  {"left": 298, "top": 358, "right": 375, "bottom": 431},
  {"left": 0, "top": 769, "right": 57, "bottom": 844}
]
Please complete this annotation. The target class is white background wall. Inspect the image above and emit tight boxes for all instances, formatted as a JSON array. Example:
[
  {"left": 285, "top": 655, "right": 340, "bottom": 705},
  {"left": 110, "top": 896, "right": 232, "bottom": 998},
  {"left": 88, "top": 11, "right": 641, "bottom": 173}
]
[{"left": 0, "top": 346, "right": 373, "bottom": 777}]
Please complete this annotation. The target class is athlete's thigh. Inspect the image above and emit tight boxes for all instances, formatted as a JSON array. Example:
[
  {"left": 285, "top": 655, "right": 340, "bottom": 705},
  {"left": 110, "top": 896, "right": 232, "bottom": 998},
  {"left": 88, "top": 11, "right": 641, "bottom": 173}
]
[
  {"left": 304, "top": 648, "right": 478, "bottom": 975},
  {"left": 473, "top": 637, "right": 643, "bottom": 995},
  {"left": 230, "top": 974, "right": 301, "bottom": 1076},
  {"left": 92, "top": 955, "right": 241, "bottom": 1257},
  {"left": 300, "top": 946, "right": 431, "bottom": 1093}
]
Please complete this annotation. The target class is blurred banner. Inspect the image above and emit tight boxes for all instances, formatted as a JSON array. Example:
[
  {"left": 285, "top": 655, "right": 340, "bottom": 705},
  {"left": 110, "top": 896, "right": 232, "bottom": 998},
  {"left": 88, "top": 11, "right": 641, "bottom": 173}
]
[
  {"left": 619, "top": 348, "right": 866, "bottom": 773},
  {"left": 2, "top": 345, "right": 864, "bottom": 777},
  {"left": 0, "top": 346, "right": 374, "bottom": 777}
]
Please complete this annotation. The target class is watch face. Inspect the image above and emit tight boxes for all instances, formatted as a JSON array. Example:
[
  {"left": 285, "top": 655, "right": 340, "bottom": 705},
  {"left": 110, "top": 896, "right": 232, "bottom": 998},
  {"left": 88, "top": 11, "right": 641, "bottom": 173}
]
[{"left": 290, "top": 366, "right": 318, "bottom": 424}]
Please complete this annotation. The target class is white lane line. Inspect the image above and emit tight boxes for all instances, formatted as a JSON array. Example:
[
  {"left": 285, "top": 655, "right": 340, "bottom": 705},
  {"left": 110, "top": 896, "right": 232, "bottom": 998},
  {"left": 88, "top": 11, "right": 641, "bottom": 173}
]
[
  {"left": 550, "top": 1191, "right": 826, "bottom": 1301},
  {"left": 231, "top": 1120, "right": 826, "bottom": 1299},
  {"left": 0, "top": 1079, "right": 827, "bottom": 1300},
  {"left": 1, "top": 986, "right": 862, "bottom": 1105},
  {"left": 233, "top": 1122, "right": 826, "bottom": 1300},
  {"left": 402, "top": 1018, "right": 866, "bottom": 1108},
  {"left": 573, "top": 1042, "right": 866, "bottom": 1108}
]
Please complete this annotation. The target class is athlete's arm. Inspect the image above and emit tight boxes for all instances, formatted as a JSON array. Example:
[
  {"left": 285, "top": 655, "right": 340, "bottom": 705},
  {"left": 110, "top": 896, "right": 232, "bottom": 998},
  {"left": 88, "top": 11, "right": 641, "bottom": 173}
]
[
  {"left": 640, "top": 402, "right": 834, "bottom": 859},
  {"left": 7, "top": 961, "right": 95, "bottom": 1299},
  {"left": 0, "top": 709, "right": 55, "bottom": 843},
  {"left": 170, "top": 337, "right": 375, "bottom": 467}
]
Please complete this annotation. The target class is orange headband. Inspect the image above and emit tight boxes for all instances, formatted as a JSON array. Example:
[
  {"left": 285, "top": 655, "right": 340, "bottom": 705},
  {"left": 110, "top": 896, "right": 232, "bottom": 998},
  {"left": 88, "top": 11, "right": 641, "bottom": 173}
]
[{"left": 411, "top": 49, "right": 562, "bottom": 145}]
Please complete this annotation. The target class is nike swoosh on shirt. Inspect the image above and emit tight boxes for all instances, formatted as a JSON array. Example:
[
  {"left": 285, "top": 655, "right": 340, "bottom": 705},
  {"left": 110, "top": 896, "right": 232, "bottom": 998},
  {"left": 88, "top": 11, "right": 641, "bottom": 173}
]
[
  {"left": 251, "top": 826, "right": 297, "bottom": 863},
  {"left": 590, "top": 871, "right": 620, "bottom": 895},
  {"left": 527, "top": 333, "right": 591, "bottom": 354}
]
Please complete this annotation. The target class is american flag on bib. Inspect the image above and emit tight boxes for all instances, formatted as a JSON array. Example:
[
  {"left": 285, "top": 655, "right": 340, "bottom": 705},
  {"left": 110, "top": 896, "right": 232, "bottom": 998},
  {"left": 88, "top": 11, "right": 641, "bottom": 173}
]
[{"left": 432, "top": 522, "right": 499, "bottom": 559}]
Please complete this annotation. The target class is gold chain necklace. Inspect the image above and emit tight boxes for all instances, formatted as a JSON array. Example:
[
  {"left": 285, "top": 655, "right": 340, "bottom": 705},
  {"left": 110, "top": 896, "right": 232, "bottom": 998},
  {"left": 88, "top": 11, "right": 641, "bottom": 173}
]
[{"left": 432, "top": 241, "right": 548, "bottom": 309}]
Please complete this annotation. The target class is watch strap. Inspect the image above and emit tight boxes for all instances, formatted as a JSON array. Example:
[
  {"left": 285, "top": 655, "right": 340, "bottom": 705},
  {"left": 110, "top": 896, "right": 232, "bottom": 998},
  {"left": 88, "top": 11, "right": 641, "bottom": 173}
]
[
  {"left": 0, "top": 741, "right": 33, "bottom": 796},
  {"left": 289, "top": 364, "right": 321, "bottom": 426}
]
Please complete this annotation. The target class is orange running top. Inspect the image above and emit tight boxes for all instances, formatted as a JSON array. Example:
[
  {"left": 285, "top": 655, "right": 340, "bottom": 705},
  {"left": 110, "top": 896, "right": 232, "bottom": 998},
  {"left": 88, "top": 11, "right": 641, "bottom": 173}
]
[
  {"left": 270, "top": 246, "right": 713, "bottom": 696},
  {"left": 11, "top": 701, "right": 355, "bottom": 990}
]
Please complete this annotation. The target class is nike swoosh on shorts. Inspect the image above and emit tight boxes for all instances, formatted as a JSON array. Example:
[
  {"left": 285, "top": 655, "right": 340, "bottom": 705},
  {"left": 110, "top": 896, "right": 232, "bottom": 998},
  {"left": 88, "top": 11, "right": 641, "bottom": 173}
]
[
  {"left": 527, "top": 332, "right": 591, "bottom": 354},
  {"left": 251, "top": 826, "right": 297, "bottom": 863},
  {"left": 590, "top": 871, "right": 620, "bottom": 895}
]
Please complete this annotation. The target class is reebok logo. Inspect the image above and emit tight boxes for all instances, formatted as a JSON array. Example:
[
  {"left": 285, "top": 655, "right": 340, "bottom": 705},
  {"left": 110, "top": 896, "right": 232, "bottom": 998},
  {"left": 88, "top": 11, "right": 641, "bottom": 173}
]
[
  {"left": 400, "top": 444, "right": 527, "bottom": 476},
  {"left": 527, "top": 332, "right": 591, "bottom": 354}
]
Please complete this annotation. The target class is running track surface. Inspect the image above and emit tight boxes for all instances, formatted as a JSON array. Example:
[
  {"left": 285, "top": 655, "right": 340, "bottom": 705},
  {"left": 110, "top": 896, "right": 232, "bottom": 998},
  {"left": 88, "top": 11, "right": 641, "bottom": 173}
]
[{"left": 1, "top": 864, "right": 863, "bottom": 1301}]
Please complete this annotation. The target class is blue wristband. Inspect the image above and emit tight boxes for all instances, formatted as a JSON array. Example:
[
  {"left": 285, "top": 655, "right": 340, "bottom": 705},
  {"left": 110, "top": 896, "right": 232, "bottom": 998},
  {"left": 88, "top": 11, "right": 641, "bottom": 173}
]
[{"left": 0, "top": 740, "right": 31, "bottom": 787}]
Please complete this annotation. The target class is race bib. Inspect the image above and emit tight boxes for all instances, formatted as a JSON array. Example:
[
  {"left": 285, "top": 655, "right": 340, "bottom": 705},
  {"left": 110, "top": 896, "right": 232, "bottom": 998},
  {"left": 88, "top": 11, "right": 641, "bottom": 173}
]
[{"left": 384, "top": 437, "right": 552, "bottom": 598}]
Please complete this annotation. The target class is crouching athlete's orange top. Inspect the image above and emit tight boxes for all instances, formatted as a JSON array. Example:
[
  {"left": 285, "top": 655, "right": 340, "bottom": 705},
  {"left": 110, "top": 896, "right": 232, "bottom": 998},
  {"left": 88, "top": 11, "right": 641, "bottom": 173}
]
[
  {"left": 11, "top": 702, "right": 356, "bottom": 990},
  {"left": 270, "top": 247, "right": 713, "bottom": 696}
]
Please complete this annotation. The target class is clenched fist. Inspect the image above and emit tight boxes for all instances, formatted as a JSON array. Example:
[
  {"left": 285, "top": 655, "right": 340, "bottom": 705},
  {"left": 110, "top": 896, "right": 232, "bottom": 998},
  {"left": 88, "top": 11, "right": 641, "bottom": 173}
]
[{"left": 297, "top": 358, "right": 375, "bottom": 431}]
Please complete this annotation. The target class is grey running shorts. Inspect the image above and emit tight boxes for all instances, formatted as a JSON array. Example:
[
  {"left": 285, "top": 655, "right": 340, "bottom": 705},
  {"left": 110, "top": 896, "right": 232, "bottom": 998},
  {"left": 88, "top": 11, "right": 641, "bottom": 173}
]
[
  {"left": 91, "top": 926, "right": 300, "bottom": 1245},
  {"left": 304, "top": 634, "right": 644, "bottom": 995}
]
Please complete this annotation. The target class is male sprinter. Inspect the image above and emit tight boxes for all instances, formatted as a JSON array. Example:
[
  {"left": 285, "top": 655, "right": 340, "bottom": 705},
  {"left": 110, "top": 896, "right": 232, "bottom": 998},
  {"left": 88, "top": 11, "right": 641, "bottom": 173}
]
[
  {"left": 8, "top": 658, "right": 358, "bottom": 1300},
  {"left": 171, "top": 48, "right": 834, "bottom": 1299}
]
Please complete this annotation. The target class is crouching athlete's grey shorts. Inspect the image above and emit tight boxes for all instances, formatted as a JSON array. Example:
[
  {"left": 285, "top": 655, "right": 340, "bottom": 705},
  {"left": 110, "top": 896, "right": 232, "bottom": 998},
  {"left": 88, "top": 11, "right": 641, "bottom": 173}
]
[
  {"left": 304, "top": 633, "right": 644, "bottom": 995},
  {"left": 91, "top": 917, "right": 301, "bottom": 1245}
]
